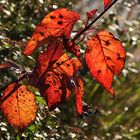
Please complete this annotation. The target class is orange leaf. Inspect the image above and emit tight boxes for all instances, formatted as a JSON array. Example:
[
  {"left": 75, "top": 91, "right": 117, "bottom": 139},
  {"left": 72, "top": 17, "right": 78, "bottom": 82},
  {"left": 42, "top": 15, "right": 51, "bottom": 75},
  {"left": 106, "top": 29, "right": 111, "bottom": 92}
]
[
  {"left": 23, "top": 8, "right": 80, "bottom": 55},
  {"left": 85, "top": 30, "right": 126, "bottom": 95},
  {"left": 1, "top": 83, "right": 37, "bottom": 129},
  {"left": 74, "top": 77, "right": 84, "bottom": 115}
]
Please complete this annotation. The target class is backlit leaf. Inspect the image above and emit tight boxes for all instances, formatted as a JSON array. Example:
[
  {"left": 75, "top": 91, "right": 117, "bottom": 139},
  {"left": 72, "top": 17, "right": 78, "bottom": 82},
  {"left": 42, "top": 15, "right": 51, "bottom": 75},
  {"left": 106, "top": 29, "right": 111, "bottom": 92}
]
[
  {"left": 1, "top": 83, "right": 37, "bottom": 129},
  {"left": 23, "top": 8, "right": 80, "bottom": 55},
  {"left": 85, "top": 30, "right": 126, "bottom": 95}
]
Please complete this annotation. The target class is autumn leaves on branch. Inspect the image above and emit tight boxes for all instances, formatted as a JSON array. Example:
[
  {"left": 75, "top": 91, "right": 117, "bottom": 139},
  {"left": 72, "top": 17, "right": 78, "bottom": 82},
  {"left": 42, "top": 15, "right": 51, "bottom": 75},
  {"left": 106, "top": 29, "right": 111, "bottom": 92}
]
[{"left": 0, "top": 0, "right": 125, "bottom": 130}]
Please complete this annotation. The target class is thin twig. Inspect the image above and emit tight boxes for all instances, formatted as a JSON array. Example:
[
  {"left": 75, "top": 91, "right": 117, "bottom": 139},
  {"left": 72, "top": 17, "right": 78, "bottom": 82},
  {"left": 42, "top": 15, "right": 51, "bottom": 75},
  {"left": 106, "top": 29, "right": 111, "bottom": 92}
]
[{"left": 72, "top": 0, "right": 119, "bottom": 42}]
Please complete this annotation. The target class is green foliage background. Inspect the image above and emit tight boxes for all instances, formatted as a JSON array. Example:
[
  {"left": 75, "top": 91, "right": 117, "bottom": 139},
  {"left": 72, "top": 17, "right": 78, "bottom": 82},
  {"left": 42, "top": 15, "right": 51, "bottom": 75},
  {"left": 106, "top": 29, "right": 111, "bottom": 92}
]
[{"left": 0, "top": 0, "right": 140, "bottom": 139}]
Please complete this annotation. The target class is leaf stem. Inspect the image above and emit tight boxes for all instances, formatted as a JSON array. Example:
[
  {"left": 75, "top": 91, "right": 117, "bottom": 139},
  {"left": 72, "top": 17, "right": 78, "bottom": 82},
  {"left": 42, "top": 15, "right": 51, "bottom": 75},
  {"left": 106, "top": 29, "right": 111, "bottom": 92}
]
[{"left": 72, "top": 0, "right": 119, "bottom": 42}]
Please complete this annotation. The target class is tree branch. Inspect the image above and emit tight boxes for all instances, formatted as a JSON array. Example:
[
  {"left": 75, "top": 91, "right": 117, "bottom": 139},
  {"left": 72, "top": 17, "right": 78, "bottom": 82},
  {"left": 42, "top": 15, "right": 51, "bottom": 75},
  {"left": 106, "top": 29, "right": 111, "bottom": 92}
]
[{"left": 72, "top": 0, "right": 119, "bottom": 42}]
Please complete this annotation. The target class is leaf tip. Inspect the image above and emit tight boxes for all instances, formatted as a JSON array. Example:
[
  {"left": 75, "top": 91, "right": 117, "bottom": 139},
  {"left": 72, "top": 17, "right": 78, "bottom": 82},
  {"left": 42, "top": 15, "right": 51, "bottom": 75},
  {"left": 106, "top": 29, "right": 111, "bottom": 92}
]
[{"left": 87, "top": 9, "right": 97, "bottom": 19}]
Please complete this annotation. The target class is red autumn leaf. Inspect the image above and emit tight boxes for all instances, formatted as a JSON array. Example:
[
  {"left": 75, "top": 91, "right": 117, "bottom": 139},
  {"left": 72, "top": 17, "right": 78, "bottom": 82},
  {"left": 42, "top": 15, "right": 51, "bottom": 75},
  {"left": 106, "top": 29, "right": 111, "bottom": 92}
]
[
  {"left": 104, "top": 0, "right": 112, "bottom": 8},
  {"left": 23, "top": 8, "right": 80, "bottom": 55},
  {"left": 87, "top": 9, "right": 97, "bottom": 18},
  {"left": 1, "top": 83, "right": 37, "bottom": 129},
  {"left": 85, "top": 30, "right": 126, "bottom": 95},
  {"left": 74, "top": 77, "right": 84, "bottom": 115}
]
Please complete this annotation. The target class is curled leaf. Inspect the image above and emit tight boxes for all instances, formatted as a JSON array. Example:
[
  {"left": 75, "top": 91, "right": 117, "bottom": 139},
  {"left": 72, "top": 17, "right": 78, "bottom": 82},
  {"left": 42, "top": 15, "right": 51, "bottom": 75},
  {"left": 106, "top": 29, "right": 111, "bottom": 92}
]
[
  {"left": 1, "top": 83, "right": 37, "bottom": 129},
  {"left": 85, "top": 30, "right": 126, "bottom": 95}
]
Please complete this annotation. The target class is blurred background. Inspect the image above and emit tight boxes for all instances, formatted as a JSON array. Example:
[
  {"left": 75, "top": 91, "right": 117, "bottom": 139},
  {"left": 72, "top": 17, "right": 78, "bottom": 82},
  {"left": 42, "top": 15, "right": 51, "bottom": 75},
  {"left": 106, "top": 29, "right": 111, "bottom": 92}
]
[{"left": 0, "top": 0, "right": 140, "bottom": 139}]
